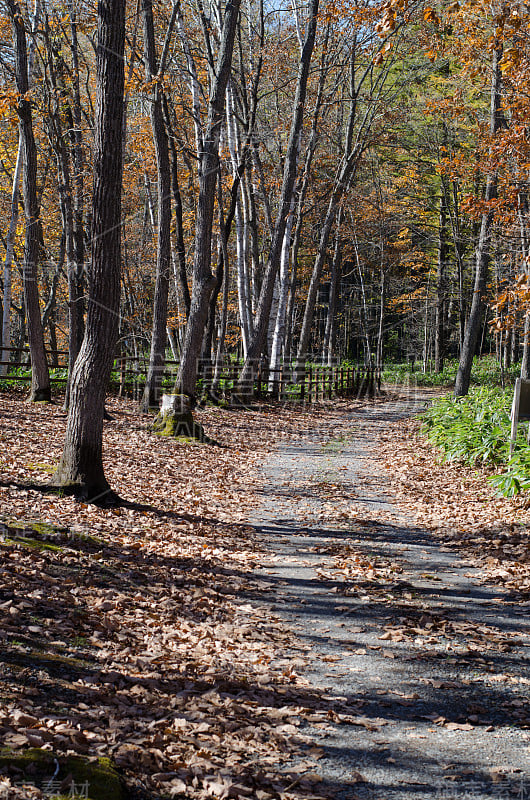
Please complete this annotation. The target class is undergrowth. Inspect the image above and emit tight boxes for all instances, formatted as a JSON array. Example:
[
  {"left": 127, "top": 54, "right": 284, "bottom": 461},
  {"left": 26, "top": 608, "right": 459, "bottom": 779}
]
[
  {"left": 382, "top": 355, "right": 521, "bottom": 388},
  {"left": 421, "top": 387, "right": 530, "bottom": 497}
]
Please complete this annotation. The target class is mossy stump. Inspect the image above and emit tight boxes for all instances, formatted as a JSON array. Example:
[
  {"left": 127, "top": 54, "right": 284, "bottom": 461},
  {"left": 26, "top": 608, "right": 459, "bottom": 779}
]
[{"left": 153, "top": 393, "right": 207, "bottom": 442}]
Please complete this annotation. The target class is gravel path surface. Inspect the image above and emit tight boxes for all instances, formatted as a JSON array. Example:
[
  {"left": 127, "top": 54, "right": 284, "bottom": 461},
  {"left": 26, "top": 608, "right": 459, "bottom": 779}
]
[{"left": 249, "top": 393, "right": 530, "bottom": 800}]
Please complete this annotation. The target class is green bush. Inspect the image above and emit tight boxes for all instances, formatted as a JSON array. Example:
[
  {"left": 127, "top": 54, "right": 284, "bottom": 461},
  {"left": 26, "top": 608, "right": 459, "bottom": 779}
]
[
  {"left": 421, "top": 386, "right": 530, "bottom": 497},
  {"left": 382, "top": 355, "right": 520, "bottom": 388}
]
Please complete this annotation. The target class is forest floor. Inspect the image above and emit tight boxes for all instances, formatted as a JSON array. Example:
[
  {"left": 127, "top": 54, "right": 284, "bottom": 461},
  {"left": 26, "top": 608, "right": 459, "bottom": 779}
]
[{"left": 0, "top": 389, "right": 528, "bottom": 800}]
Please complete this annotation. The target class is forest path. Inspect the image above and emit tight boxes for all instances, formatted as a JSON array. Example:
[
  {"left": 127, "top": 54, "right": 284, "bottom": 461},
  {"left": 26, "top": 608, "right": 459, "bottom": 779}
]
[{"left": 249, "top": 392, "right": 530, "bottom": 800}]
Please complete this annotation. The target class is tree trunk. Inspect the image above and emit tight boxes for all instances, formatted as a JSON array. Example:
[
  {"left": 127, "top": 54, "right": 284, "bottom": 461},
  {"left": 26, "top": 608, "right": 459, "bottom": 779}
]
[
  {"left": 376, "top": 267, "right": 386, "bottom": 372},
  {"left": 2, "top": 0, "right": 41, "bottom": 378},
  {"left": 454, "top": 45, "right": 503, "bottom": 398},
  {"left": 53, "top": 0, "right": 126, "bottom": 501},
  {"left": 237, "top": 0, "right": 319, "bottom": 395},
  {"left": 434, "top": 182, "right": 449, "bottom": 373},
  {"left": 203, "top": 158, "right": 244, "bottom": 366},
  {"left": 141, "top": 0, "right": 173, "bottom": 411},
  {"left": 0, "top": 142, "right": 22, "bottom": 377},
  {"left": 323, "top": 211, "right": 342, "bottom": 365},
  {"left": 269, "top": 197, "right": 295, "bottom": 388},
  {"left": 8, "top": 0, "right": 50, "bottom": 402},
  {"left": 163, "top": 97, "right": 190, "bottom": 318},
  {"left": 226, "top": 83, "right": 252, "bottom": 355},
  {"left": 296, "top": 195, "right": 340, "bottom": 371},
  {"left": 213, "top": 175, "right": 230, "bottom": 391},
  {"left": 65, "top": 0, "right": 86, "bottom": 407},
  {"left": 43, "top": 21, "right": 81, "bottom": 407},
  {"left": 175, "top": 0, "right": 242, "bottom": 397}
]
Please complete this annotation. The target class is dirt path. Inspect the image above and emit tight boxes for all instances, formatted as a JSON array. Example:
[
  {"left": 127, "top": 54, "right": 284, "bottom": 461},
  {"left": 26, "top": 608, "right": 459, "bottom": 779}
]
[{"left": 249, "top": 393, "right": 530, "bottom": 800}]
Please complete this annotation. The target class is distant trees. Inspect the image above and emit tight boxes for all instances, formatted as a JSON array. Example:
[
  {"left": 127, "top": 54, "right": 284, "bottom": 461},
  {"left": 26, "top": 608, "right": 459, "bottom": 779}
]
[
  {"left": 1, "top": 0, "right": 530, "bottom": 431},
  {"left": 7, "top": 0, "right": 50, "bottom": 401}
]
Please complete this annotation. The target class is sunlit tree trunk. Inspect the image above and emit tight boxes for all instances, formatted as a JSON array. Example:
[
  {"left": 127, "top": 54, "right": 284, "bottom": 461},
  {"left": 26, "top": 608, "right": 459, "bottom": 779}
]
[
  {"left": 0, "top": 143, "right": 22, "bottom": 377},
  {"left": 42, "top": 15, "right": 82, "bottom": 407},
  {"left": 226, "top": 83, "right": 252, "bottom": 355},
  {"left": 175, "top": 0, "right": 242, "bottom": 397},
  {"left": 269, "top": 197, "right": 295, "bottom": 387},
  {"left": 323, "top": 210, "right": 343, "bottom": 365},
  {"left": 65, "top": 0, "right": 86, "bottom": 407},
  {"left": 1, "top": 0, "right": 41, "bottom": 378},
  {"left": 455, "top": 45, "right": 503, "bottom": 398},
  {"left": 237, "top": 0, "right": 319, "bottom": 395}
]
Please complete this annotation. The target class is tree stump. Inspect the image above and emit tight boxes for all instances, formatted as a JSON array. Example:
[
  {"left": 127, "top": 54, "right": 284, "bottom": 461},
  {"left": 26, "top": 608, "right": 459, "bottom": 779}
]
[{"left": 152, "top": 393, "right": 206, "bottom": 441}]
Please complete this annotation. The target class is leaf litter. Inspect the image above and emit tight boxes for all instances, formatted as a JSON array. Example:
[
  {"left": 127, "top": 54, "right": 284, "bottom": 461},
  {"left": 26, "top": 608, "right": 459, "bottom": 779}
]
[
  {"left": 2, "top": 392, "right": 530, "bottom": 798},
  {"left": 0, "top": 394, "right": 357, "bottom": 800}
]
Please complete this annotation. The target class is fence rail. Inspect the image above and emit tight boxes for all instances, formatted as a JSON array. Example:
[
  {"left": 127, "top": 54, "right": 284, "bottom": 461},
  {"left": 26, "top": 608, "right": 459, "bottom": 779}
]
[{"left": 0, "top": 348, "right": 380, "bottom": 403}]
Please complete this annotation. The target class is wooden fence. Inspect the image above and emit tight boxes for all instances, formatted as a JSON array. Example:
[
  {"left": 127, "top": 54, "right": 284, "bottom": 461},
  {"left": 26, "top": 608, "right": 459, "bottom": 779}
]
[{"left": 0, "top": 346, "right": 380, "bottom": 403}]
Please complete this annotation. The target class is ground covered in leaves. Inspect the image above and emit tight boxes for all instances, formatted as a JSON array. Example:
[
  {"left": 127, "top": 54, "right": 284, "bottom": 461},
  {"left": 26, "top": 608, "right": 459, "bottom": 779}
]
[
  {"left": 0, "top": 389, "right": 529, "bottom": 800},
  {"left": 377, "top": 400, "right": 530, "bottom": 597},
  {"left": 0, "top": 392, "right": 348, "bottom": 800}
]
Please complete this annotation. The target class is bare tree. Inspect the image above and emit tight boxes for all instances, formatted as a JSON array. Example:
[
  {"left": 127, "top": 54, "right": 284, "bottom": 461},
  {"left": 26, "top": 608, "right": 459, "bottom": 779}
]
[
  {"left": 454, "top": 45, "right": 503, "bottom": 397},
  {"left": 7, "top": 0, "right": 50, "bottom": 401},
  {"left": 141, "top": 0, "right": 177, "bottom": 411},
  {"left": 237, "top": 0, "right": 320, "bottom": 396},
  {"left": 175, "top": 0, "right": 242, "bottom": 397}
]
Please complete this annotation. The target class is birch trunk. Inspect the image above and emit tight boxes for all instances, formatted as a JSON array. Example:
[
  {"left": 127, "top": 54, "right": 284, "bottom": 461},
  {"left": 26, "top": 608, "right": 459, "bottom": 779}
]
[
  {"left": 226, "top": 83, "right": 252, "bottom": 355},
  {"left": 269, "top": 197, "right": 295, "bottom": 388},
  {"left": 322, "top": 211, "right": 342, "bottom": 365}
]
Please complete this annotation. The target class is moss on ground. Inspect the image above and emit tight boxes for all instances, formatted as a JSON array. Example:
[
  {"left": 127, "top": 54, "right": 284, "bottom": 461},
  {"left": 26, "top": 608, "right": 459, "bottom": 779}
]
[
  {"left": 0, "top": 517, "right": 102, "bottom": 551},
  {"left": 0, "top": 749, "right": 123, "bottom": 799}
]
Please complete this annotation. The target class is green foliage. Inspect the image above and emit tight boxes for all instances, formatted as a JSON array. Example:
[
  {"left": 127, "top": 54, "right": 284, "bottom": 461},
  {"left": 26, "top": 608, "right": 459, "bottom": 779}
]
[
  {"left": 421, "top": 387, "right": 511, "bottom": 464},
  {"left": 382, "top": 356, "right": 521, "bottom": 388},
  {"left": 421, "top": 386, "right": 530, "bottom": 497}
]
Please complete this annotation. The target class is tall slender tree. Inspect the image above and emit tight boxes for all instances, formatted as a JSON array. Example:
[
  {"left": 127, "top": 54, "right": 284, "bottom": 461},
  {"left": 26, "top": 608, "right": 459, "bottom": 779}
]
[
  {"left": 237, "top": 0, "right": 319, "bottom": 395},
  {"left": 7, "top": 0, "right": 50, "bottom": 401},
  {"left": 140, "top": 0, "right": 177, "bottom": 411},
  {"left": 454, "top": 44, "right": 503, "bottom": 397},
  {"left": 175, "top": 0, "right": 242, "bottom": 398}
]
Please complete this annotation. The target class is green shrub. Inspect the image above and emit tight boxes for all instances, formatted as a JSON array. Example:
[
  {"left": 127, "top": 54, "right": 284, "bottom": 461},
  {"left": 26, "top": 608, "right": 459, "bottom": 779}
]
[
  {"left": 382, "top": 355, "right": 520, "bottom": 388},
  {"left": 421, "top": 386, "right": 530, "bottom": 497}
]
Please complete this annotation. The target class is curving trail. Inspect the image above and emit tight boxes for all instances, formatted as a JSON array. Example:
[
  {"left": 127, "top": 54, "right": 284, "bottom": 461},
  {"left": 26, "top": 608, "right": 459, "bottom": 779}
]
[{"left": 249, "top": 392, "right": 530, "bottom": 800}]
